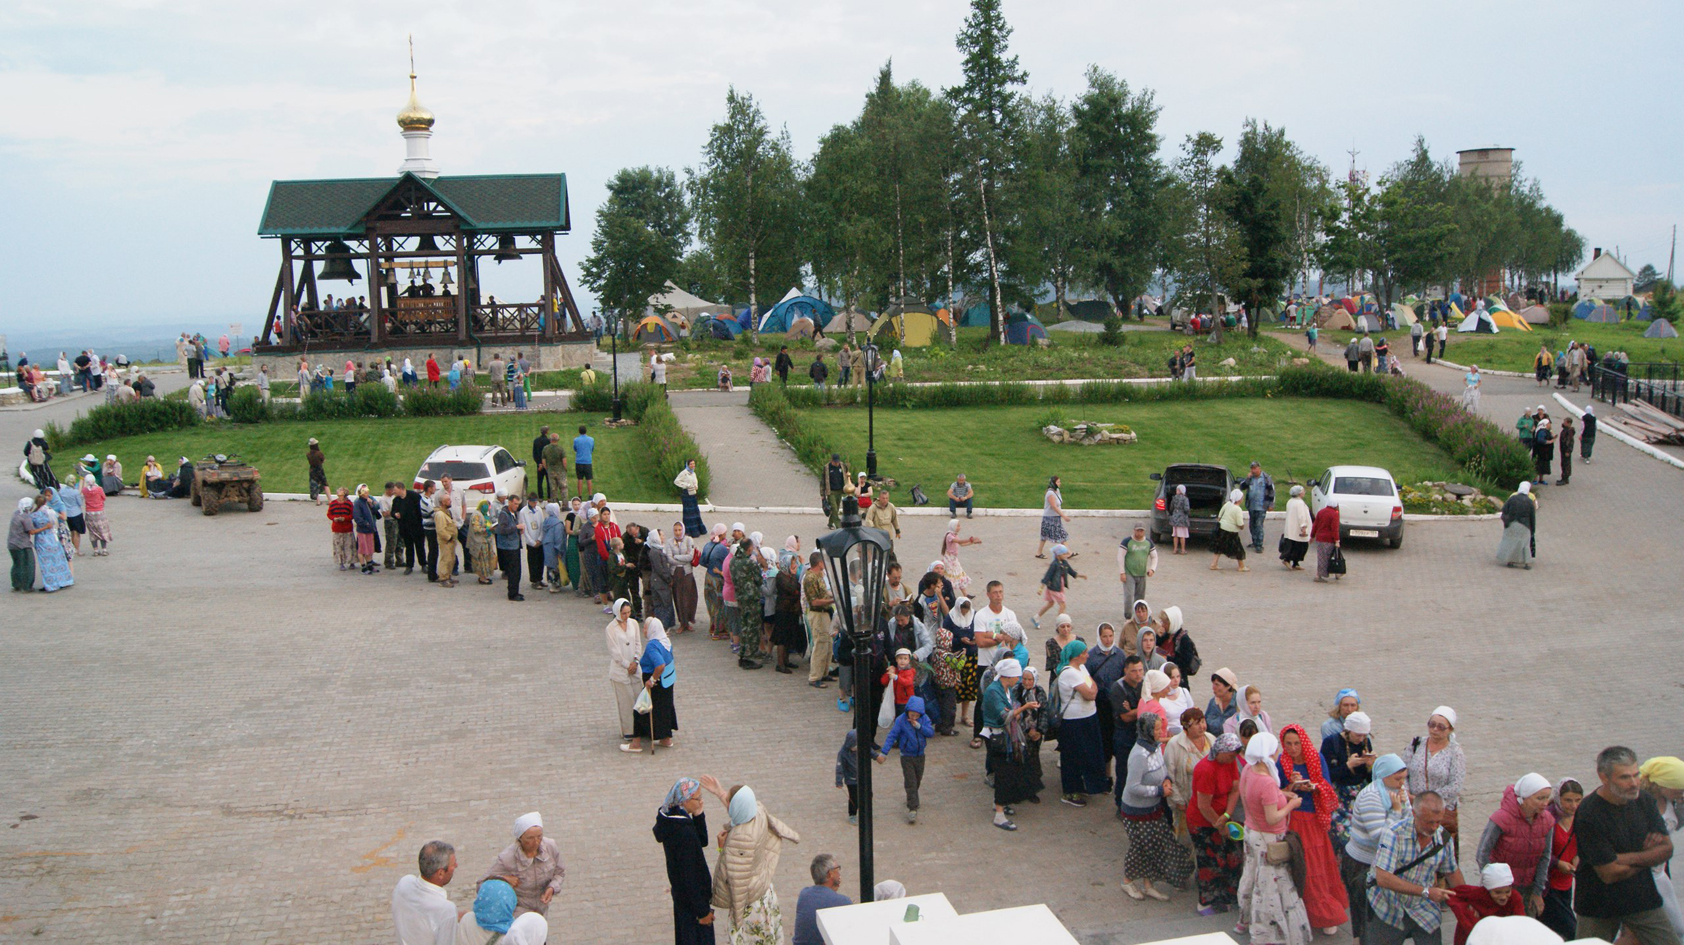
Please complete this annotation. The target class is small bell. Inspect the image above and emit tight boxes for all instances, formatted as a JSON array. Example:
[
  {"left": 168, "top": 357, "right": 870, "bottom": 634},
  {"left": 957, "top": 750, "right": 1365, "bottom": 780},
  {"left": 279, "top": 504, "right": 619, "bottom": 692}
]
[{"left": 440, "top": 267, "right": 453, "bottom": 287}]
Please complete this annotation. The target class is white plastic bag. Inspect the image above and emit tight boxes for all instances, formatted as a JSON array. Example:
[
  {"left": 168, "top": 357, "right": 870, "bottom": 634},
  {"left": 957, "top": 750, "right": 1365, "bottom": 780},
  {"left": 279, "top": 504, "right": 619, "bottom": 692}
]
[
  {"left": 633, "top": 686, "right": 653, "bottom": 715},
  {"left": 876, "top": 686, "right": 895, "bottom": 730}
]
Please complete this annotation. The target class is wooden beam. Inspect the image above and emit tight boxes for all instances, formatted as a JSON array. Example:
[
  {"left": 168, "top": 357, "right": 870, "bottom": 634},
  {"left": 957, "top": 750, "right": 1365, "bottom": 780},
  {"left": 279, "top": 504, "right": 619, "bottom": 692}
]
[
  {"left": 368, "top": 231, "right": 386, "bottom": 345},
  {"left": 541, "top": 232, "right": 556, "bottom": 341},
  {"left": 262, "top": 265, "right": 284, "bottom": 345},
  {"left": 552, "top": 250, "right": 584, "bottom": 333},
  {"left": 280, "top": 238, "right": 297, "bottom": 342},
  {"left": 301, "top": 240, "right": 320, "bottom": 312},
  {"left": 455, "top": 232, "right": 469, "bottom": 345}
]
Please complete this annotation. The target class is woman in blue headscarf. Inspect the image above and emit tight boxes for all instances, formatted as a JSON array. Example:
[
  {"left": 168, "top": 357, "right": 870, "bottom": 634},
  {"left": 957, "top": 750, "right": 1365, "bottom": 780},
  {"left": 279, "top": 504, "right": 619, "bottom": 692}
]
[
  {"left": 655, "top": 774, "right": 730, "bottom": 944},
  {"left": 1340, "top": 753, "right": 1411, "bottom": 944},
  {"left": 1320, "top": 688, "right": 1361, "bottom": 741},
  {"left": 457, "top": 878, "right": 549, "bottom": 944},
  {"left": 712, "top": 785, "right": 800, "bottom": 944},
  {"left": 28, "top": 493, "right": 73, "bottom": 592}
]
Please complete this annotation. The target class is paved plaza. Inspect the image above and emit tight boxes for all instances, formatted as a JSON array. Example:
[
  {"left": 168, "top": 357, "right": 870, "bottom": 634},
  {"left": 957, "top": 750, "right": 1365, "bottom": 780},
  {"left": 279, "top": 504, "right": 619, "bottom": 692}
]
[{"left": 1, "top": 356, "right": 1681, "bottom": 944}]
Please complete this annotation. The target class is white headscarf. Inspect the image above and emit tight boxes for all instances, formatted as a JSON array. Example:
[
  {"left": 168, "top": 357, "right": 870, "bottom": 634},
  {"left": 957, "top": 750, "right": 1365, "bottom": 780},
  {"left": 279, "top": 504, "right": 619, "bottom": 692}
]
[
  {"left": 512, "top": 811, "right": 542, "bottom": 839},
  {"left": 1244, "top": 731, "right": 1280, "bottom": 764},
  {"left": 874, "top": 880, "right": 906, "bottom": 900},
  {"left": 947, "top": 597, "right": 974, "bottom": 629},
  {"left": 17, "top": 498, "right": 32, "bottom": 513},
  {"left": 1515, "top": 772, "right": 1550, "bottom": 798},
  {"left": 645, "top": 617, "right": 671, "bottom": 648}
]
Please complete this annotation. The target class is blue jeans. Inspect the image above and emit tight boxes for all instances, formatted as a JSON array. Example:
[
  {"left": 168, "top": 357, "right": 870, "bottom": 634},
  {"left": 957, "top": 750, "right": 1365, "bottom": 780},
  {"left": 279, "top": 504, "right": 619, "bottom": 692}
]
[
  {"left": 1248, "top": 509, "right": 1266, "bottom": 549},
  {"left": 949, "top": 496, "right": 972, "bottom": 516}
]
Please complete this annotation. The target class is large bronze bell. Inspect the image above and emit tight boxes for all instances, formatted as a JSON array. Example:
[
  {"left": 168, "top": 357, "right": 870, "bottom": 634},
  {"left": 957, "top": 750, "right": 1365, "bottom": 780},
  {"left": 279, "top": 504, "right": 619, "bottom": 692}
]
[
  {"left": 318, "top": 240, "right": 361, "bottom": 282},
  {"left": 494, "top": 234, "right": 520, "bottom": 263},
  {"left": 416, "top": 234, "right": 440, "bottom": 253}
]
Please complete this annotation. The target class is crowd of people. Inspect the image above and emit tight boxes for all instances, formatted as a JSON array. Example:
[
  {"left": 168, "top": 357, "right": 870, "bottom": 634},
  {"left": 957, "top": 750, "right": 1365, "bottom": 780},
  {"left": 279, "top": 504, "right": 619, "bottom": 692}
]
[
  {"left": 289, "top": 350, "right": 541, "bottom": 408},
  {"left": 10, "top": 350, "right": 150, "bottom": 404}
]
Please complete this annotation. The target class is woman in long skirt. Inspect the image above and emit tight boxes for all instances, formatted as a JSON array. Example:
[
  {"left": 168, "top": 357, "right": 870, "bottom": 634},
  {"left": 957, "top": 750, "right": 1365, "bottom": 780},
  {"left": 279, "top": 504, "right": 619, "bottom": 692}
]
[
  {"left": 79, "top": 475, "right": 113, "bottom": 555},
  {"left": 943, "top": 598, "right": 981, "bottom": 735},
  {"left": 674, "top": 460, "right": 706, "bottom": 538},
  {"left": 942, "top": 518, "right": 980, "bottom": 596},
  {"left": 1279, "top": 485, "right": 1311, "bottom": 570},
  {"left": 574, "top": 507, "right": 599, "bottom": 598},
  {"left": 27, "top": 495, "right": 73, "bottom": 592},
  {"left": 1238, "top": 732, "right": 1312, "bottom": 945},
  {"left": 1274, "top": 724, "right": 1349, "bottom": 933},
  {"left": 1211, "top": 490, "right": 1249, "bottom": 572},
  {"left": 467, "top": 502, "right": 496, "bottom": 584},
  {"left": 654, "top": 776, "right": 725, "bottom": 945},
  {"left": 636, "top": 618, "right": 677, "bottom": 748},
  {"left": 1119, "top": 712, "right": 1195, "bottom": 900},
  {"left": 1035, "top": 476, "right": 1070, "bottom": 558},
  {"left": 982, "top": 660, "right": 1040, "bottom": 831},
  {"left": 564, "top": 500, "right": 583, "bottom": 592},
  {"left": 1497, "top": 483, "right": 1536, "bottom": 569},
  {"left": 667, "top": 522, "right": 699, "bottom": 633},
  {"left": 1054, "top": 641, "right": 1107, "bottom": 801},
  {"left": 1190, "top": 734, "right": 1246, "bottom": 914}
]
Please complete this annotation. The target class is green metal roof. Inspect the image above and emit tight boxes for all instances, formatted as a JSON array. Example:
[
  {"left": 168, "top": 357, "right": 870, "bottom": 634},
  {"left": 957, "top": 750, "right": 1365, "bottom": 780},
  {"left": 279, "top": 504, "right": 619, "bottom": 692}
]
[{"left": 258, "top": 172, "right": 570, "bottom": 237}]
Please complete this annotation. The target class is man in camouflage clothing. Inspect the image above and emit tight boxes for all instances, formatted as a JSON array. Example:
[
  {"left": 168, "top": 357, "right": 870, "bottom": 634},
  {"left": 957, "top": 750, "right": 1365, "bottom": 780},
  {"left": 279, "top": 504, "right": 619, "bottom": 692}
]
[
  {"left": 730, "top": 537, "right": 764, "bottom": 670},
  {"left": 541, "top": 433, "right": 569, "bottom": 501}
]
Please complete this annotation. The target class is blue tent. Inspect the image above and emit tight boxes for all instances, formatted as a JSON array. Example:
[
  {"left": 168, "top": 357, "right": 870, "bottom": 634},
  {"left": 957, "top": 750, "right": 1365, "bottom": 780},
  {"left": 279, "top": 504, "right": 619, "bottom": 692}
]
[
  {"left": 959, "top": 302, "right": 992, "bottom": 327},
  {"left": 1004, "top": 312, "right": 1048, "bottom": 345},
  {"left": 694, "top": 314, "right": 742, "bottom": 339},
  {"left": 757, "top": 293, "right": 835, "bottom": 334},
  {"left": 734, "top": 307, "right": 756, "bottom": 330}
]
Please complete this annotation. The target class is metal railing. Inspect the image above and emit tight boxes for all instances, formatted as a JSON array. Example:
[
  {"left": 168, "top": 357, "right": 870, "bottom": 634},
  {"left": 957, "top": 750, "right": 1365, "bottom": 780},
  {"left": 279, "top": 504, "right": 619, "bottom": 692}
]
[{"left": 1590, "top": 361, "right": 1684, "bottom": 418}]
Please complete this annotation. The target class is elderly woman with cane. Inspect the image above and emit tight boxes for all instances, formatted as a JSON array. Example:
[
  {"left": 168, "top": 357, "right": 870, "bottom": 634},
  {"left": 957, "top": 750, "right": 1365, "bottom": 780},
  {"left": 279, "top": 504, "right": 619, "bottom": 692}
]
[{"left": 655, "top": 774, "right": 731, "bottom": 944}]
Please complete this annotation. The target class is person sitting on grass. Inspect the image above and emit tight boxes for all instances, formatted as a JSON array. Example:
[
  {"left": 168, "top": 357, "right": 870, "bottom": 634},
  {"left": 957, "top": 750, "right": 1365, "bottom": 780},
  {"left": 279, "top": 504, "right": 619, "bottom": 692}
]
[{"left": 874, "top": 695, "right": 935, "bottom": 824}]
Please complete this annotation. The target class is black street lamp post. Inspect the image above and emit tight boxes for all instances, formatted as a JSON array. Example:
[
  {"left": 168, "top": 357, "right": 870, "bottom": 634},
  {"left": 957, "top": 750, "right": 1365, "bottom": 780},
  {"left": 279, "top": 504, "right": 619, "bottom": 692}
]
[
  {"left": 816, "top": 496, "right": 892, "bottom": 903},
  {"left": 865, "top": 346, "right": 877, "bottom": 477},
  {"left": 609, "top": 310, "right": 622, "bottom": 422}
]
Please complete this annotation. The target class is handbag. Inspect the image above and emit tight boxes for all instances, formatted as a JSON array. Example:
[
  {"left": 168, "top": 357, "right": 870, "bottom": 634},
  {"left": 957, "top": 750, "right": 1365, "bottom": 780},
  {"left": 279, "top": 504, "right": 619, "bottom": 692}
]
[
  {"left": 632, "top": 686, "right": 653, "bottom": 715},
  {"left": 1328, "top": 547, "right": 1347, "bottom": 576},
  {"left": 691, "top": 549, "right": 701, "bottom": 567},
  {"left": 1266, "top": 840, "right": 1293, "bottom": 865}
]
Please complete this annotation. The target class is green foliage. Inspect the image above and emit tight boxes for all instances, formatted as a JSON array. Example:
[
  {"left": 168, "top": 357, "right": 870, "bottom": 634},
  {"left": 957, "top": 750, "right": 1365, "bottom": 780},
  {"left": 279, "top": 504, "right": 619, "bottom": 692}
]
[
  {"left": 1069, "top": 67, "right": 1170, "bottom": 310},
  {"left": 1168, "top": 131, "right": 1246, "bottom": 326},
  {"left": 1649, "top": 280, "right": 1681, "bottom": 324},
  {"left": 581, "top": 166, "right": 690, "bottom": 319},
  {"left": 1221, "top": 120, "right": 1310, "bottom": 335},
  {"left": 227, "top": 385, "right": 271, "bottom": 423},
  {"left": 1099, "top": 317, "right": 1124, "bottom": 346},
  {"left": 571, "top": 380, "right": 710, "bottom": 500},
  {"left": 48, "top": 398, "right": 201, "bottom": 449},
  {"left": 400, "top": 383, "right": 486, "bottom": 417}
]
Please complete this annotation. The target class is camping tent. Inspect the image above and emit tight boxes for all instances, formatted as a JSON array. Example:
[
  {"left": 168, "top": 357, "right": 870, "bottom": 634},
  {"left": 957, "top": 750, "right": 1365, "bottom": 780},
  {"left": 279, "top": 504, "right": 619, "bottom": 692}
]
[
  {"left": 1066, "top": 299, "right": 1116, "bottom": 322},
  {"left": 870, "top": 308, "right": 954, "bottom": 348},
  {"left": 632, "top": 314, "right": 679, "bottom": 344},
  {"left": 1643, "top": 318, "right": 1678, "bottom": 339},
  {"left": 757, "top": 289, "right": 835, "bottom": 334},
  {"left": 646, "top": 281, "right": 724, "bottom": 321},
  {"left": 1318, "top": 305, "right": 1356, "bottom": 330},
  {"left": 1518, "top": 305, "right": 1552, "bottom": 325},
  {"left": 1354, "top": 314, "right": 1384, "bottom": 333},
  {"left": 1483, "top": 295, "right": 1511, "bottom": 313},
  {"left": 958, "top": 302, "right": 992, "bottom": 328},
  {"left": 1339, "top": 296, "right": 1359, "bottom": 314},
  {"left": 823, "top": 309, "right": 874, "bottom": 334},
  {"left": 1390, "top": 302, "right": 1419, "bottom": 327},
  {"left": 1457, "top": 309, "right": 1498, "bottom": 333},
  {"left": 694, "top": 314, "right": 742, "bottom": 340},
  {"left": 786, "top": 317, "right": 816, "bottom": 340},
  {"left": 1005, "top": 312, "right": 1049, "bottom": 345},
  {"left": 1489, "top": 309, "right": 1534, "bottom": 332},
  {"left": 1576, "top": 300, "right": 1619, "bottom": 323}
]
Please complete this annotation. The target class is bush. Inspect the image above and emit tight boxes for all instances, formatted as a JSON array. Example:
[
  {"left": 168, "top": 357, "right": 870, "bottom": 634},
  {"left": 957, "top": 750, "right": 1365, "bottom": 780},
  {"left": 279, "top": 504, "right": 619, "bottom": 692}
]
[
  {"left": 571, "top": 380, "right": 710, "bottom": 500},
  {"left": 1099, "top": 317, "right": 1125, "bottom": 347},
  {"left": 297, "top": 390, "right": 362, "bottom": 421},
  {"left": 50, "top": 398, "right": 201, "bottom": 449},
  {"left": 227, "top": 385, "right": 271, "bottom": 423},
  {"left": 354, "top": 383, "right": 402, "bottom": 418},
  {"left": 401, "top": 383, "right": 485, "bottom": 417}
]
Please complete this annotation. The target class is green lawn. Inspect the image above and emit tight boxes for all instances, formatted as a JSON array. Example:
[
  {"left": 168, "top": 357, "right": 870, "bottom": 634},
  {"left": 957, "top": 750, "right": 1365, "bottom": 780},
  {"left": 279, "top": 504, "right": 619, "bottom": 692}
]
[
  {"left": 70, "top": 413, "right": 673, "bottom": 501},
  {"left": 1271, "top": 319, "right": 1681, "bottom": 373},
  {"left": 790, "top": 398, "right": 1469, "bottom": 509},
  {"left": 657, "top": 326, "right": 1295, "bottom": 388}
]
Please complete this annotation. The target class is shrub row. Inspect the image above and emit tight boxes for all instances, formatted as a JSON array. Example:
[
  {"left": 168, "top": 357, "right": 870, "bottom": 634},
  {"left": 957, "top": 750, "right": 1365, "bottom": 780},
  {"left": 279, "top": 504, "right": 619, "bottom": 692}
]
[
  {"left": 225, "top": 383, "right": 484, "bottom": 424},
  {"left": 571, "top": 380, "right": 710, "bottom": 501},
  {"left": 755, "top": 364, "right": 1532, "bottom": 490},
  {"left": 48, "top": 398, "right": 201, "bottom": 449}
]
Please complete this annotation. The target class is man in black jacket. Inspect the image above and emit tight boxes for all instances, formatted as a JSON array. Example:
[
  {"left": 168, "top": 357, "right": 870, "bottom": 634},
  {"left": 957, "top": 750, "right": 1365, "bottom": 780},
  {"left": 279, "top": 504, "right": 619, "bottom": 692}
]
[
  {"left": 532, "top": 426, "right": 551, "bottom": 499},
  {"left": 396, "top": 485, "right": 426, "bottom": 575},
  {"left": 774, "top": 346, "right": 793, "bottom": 386}
]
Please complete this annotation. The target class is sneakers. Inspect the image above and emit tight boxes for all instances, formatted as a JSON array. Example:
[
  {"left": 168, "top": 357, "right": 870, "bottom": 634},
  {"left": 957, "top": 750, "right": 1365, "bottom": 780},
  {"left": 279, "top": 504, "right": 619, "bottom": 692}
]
[
  {"left": 1060, "top": 794, "right": 1087, "bottom": 807},
  {"left": 848, "top": 814, "right": 857, "bottom": 826},
  {"left": 1030, "top": 616, "right": 1040, "bottom": 629},
  {"left": 837, "top": 698, "right": 852, "bottom": 713},
  {"left": 905, "top": 809, "right": 917, "bottom": 824}
]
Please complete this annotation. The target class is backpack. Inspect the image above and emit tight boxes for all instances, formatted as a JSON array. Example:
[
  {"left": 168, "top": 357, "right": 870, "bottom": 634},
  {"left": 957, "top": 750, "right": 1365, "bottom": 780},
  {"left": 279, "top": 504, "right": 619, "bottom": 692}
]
[
  {"left": 909, "top": 484, "right": 930, "bottom": 506},
  {"left": 1043, "top": 676, "right": 1066, "bottom": 741}
]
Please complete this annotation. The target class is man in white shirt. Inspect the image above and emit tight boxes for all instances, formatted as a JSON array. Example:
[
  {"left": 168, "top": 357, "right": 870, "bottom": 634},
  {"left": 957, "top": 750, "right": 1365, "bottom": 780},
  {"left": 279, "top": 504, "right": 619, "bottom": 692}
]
[
  {"left": 392, "top": 840, "right": 462, "bottom": 945},
  {"left": 970, "top": 580, "right": 1023, "bottom": 742},
  {"left": 518, "top": 493, "right": 547, "bottom": 590}
]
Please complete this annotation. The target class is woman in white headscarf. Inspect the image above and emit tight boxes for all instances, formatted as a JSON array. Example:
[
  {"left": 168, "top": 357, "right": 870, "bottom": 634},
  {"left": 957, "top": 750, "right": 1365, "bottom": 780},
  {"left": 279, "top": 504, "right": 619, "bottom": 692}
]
[
  {"left": 1280, "top": 484, "right": 1312, "bottom": 570},
  {"left": 381, "top": 366, "right": 398, "bottom": 394},
  {"left": 481, "top": 811, "right": 565, "bottom": 918},
  {"left": 712, "top": 785, "right": 800, "bottom": 945},
  {"left": 1497, "top": 482, "right": 1536, "bottom": 568},
  {"left": 636, "top": 617, "right": 678, "bottom": 749},
  {"left": 666, "top": 521, "right": 699, "bottom": 633},
  {"left": 1405, "top": 705, "right": 1466, "bottom": 855},
  {"left": 401, "top": 357, "right": 417, "bottom": 387},
  {"left": 1211, "top": 489, "right": 1249, "bottom": 571},
  {"left": 1237, "top": 732, "right": 1312, "bottom": 945},
  {"left": 606, "top": 598, "right": 643, "bottom": 751},
  {"left": 1224, "top": 683, "right": 1273, "bottom": 736}
]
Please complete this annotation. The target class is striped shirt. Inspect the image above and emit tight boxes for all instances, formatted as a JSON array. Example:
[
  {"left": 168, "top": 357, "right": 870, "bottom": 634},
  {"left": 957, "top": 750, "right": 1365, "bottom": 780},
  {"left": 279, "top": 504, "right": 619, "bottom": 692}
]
[{"left": 1345, "top": 780, "right": 1413, "bottom": 864}]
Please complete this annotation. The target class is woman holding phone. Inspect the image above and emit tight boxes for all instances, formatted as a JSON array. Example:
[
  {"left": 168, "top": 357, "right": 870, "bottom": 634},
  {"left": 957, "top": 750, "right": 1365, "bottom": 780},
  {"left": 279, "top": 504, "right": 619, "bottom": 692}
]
[
  {"left": 1320, "top": 710, "right": 1375, "bottom": 851},
  {"left": 1275, "top": 724, "right": 1349, "bottom": 935}
]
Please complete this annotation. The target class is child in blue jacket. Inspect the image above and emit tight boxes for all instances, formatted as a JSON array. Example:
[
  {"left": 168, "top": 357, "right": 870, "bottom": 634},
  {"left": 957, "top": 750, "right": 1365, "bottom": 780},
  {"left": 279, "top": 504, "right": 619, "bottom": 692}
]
[{"left": 874, "top": 695, "right": 935, "bottom": 823}]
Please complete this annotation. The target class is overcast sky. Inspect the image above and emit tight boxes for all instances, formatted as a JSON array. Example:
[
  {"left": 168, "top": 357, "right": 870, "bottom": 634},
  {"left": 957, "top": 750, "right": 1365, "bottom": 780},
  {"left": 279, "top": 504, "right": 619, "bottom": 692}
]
[{"left": 1, "top": 0, "right": 1678, "bottom": 339}]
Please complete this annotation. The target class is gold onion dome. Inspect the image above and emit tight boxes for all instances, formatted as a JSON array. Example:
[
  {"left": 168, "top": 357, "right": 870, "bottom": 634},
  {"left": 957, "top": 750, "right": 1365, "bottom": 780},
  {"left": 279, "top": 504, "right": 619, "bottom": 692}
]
[{"left": 397, "top": 75, "right": 434, "bottom": 131}]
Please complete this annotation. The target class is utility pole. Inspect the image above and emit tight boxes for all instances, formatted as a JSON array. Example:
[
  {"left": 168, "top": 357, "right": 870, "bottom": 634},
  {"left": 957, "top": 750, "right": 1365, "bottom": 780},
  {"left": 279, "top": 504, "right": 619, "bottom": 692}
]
[{"left": 1667, "top": 225, "right": 1676, "bottom": 284}]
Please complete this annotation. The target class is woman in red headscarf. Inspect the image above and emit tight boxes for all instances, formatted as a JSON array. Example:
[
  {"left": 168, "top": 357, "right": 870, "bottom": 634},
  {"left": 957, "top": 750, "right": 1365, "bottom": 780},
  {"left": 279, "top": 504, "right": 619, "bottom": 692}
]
[{"left": 1276, "top": 723, "right": 1350, "bottom": 933}]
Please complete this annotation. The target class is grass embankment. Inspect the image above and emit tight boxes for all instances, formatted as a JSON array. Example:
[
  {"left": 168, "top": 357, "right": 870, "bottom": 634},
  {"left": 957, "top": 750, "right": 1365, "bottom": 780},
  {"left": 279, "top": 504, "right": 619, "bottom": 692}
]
[
  {"left": 68, "top": 413, "right": 672, "bottom": 501},
  {"left": 633, "top": 326, "right": 1295, "bottom": 389},
  {"left": 1273, "top": 320, "right": 1680, "bottom": 373},
  {"left": 787, "top": 398, "right": 1466, "bottom": 510}
]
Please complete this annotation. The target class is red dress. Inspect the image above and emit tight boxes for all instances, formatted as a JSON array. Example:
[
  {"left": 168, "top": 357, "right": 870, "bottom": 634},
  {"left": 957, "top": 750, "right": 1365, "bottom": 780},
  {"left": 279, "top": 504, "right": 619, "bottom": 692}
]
[{"left": 1277, "top": 724, "right": 1350, "bottom": 929}]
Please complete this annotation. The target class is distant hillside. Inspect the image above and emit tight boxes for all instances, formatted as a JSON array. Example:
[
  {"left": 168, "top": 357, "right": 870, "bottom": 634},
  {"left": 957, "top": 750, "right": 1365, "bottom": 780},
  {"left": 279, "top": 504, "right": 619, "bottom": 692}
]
[{"left": 3, "top": 320, "right": 235, "bottom": 363}]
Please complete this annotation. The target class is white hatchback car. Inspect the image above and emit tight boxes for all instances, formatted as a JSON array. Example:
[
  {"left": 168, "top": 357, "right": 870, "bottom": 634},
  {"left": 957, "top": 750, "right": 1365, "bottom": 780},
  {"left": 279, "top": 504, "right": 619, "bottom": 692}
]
[
  {"left": 1308, "top": 464, "right": 1405, "bottom": 548},
  {"left": 412, "top": 445, "right": 527, "bottom": 501}
]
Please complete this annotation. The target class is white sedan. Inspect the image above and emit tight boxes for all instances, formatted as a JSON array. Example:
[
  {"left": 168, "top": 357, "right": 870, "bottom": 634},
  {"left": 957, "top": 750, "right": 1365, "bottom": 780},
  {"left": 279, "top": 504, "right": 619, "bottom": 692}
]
[
  {"left": 1308, "top": 464, "right": 1404, "bottom": 549},
  {"left": 412, "top": 445, "right": 526, "bottom": 501}
]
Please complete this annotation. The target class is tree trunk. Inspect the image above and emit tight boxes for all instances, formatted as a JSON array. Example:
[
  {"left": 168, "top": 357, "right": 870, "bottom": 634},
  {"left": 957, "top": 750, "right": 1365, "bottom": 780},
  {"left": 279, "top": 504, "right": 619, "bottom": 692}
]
[
  {"left": 978, "top": 171, "right": 1004, "bottom": 346},
  {"left": 895, "top": 183, "right": 906, "bottom": 302}
]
